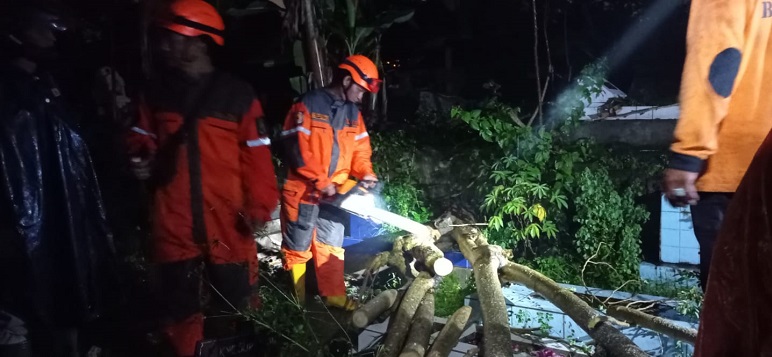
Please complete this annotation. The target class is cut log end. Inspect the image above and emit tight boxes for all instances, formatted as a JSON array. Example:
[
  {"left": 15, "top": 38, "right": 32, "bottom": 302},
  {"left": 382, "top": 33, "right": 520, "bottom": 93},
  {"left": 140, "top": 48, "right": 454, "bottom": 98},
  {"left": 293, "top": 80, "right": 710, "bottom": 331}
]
[
  {"left": 352, "top": 289, "right": 399, "bottom": 329},
  {"left": 432, "top": 258, "right": 454, "bottom": 277}
]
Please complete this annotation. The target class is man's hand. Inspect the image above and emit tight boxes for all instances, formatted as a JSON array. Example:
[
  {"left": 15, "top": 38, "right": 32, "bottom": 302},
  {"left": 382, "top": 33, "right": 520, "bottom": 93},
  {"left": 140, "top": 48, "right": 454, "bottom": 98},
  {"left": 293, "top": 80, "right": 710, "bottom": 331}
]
[
  {"left": 663, "top": 168, "right": 700, "bottom": 206},
  {"left": 361, "top": 175, "right": 378, "bottom": 189},
  {"left": 321, "top": 184, "right": 337, "bottom": 197},
  {"left": 130, "top": 157, "right": 153, "bottom": 181},
  {"left": 236, "top": 211, "right": 268, "bottom": 236}
]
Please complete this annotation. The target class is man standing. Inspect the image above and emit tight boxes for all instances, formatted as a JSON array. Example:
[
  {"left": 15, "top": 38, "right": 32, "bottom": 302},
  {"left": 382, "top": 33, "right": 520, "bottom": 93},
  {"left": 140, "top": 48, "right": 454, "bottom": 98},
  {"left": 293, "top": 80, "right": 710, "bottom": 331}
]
[
  {"left": 663, "top": 0, "right": 772, "bottom": 291},
  {"left": 280, "top": 55, "right": 380, "bottom": 310},
  {"left": 126, "top": 0, "right": 278, "bottom": 355},
  {"left": 0, "top": 4, "right": 116, "bottom": 356},
  {"left": 675, "top": 1, "right": 772, "bottom": 355}
]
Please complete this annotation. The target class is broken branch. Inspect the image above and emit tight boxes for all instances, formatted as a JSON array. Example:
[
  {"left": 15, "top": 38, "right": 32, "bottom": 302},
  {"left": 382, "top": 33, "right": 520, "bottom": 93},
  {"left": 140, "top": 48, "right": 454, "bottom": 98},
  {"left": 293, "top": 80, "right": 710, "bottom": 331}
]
[
  {"left": 353, "top": 289, "right": 399, "bottom": 329},
  {"left": 606, "top": 305, "right": 697, "bottom": 344},
  {"left": 426, "top": 306, "right": 472, "bottom": 357},
  {"left": 399, "top": 292, "right": 435, "bottom": 357},
  {"left": 500, "top": 262, "right": 648, "bottom": 357},
  {"left": 451, "top": 226, "right": 511, "bottom": 357},
  {"left": 378, "top": 272, "right": 435, "bottom": 357}
]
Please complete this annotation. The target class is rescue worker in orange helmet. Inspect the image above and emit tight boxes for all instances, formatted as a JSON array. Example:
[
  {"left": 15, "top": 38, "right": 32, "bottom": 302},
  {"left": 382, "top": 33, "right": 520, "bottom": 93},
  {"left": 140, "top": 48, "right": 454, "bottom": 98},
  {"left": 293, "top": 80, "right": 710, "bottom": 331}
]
[
  {"left": 280, "top": 55, "right": 380, "bottom": 310},
  {"left": 126, "top": 0, "right": 279, "bottom": 355}
]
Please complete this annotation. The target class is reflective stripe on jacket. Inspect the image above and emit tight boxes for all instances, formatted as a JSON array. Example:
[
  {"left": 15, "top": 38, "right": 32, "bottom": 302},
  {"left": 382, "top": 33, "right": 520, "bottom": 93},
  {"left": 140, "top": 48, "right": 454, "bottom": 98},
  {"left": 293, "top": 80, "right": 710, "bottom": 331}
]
[{"left": 280, "top": 88, "right": 375, "bottom": 194}]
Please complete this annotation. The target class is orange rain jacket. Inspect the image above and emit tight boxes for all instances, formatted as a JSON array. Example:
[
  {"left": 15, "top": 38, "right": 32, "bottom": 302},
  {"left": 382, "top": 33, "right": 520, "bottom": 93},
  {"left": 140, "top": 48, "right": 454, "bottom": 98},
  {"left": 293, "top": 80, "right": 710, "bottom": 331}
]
[
  {"left": 279, "top": 89, "right": 375, "bottom": 296},
  {"left": 669, "top": 0, "right": 772, "bottom": 193},
  {"left": 127, "top": 71, "right": 279, "bottom": 270},
  {"left": 281, "top": 89, "right": 375, "bottom": 195}
]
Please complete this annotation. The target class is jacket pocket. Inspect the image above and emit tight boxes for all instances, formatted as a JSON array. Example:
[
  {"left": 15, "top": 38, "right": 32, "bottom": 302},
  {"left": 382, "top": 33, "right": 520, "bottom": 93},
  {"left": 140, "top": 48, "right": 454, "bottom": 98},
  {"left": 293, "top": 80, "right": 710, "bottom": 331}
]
[{"left": 296, "top": 203, "right": 319, "bottom": 230}]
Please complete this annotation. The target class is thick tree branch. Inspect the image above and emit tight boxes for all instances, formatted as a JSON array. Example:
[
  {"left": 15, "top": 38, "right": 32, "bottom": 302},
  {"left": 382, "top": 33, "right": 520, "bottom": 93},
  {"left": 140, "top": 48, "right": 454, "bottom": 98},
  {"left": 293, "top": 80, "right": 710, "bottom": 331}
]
[
  {"left": 607, "top": 305, "right": 697, "bottom": 344},
  {"left": 353, "top": 289, "right": 399, "bottom": 329},
  {"left": 500, "top": 263, "right": 648, "bottom": 357},
  {"left": 426, "top": 306, "right": 472, "bottom": 357},
  {"left": 399, "top": 292, "right": 435, "bottom": 357},
  {"left": 378, "top": 272, "right": 435, "bottom": 357},
  {"left": 450, "top": 226, "right": 511, "bottom": 357}
]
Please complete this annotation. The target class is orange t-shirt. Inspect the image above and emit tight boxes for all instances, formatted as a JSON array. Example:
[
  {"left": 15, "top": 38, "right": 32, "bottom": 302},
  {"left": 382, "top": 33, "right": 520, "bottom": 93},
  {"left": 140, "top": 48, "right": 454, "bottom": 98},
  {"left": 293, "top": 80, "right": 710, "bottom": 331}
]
[{"left": 670, "top": 0, "right": 772, "bottom": 192}]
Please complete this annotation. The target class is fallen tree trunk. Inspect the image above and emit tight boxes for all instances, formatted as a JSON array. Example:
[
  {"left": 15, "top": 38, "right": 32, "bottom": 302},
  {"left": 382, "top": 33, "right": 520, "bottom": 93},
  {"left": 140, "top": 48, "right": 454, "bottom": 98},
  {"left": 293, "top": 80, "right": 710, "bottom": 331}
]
[
  {"left": 607, "top": 305, "right": 697, "bottom": 344},
  {"left": 399, "top": 292, "right": 435, "bottom": 357},
  {"left": 378, "top": 272, "right": 435, "bottom": 357},
  {"left": 385, "top": 289, "right": 408, "bottom": 330},
  {"left": 367, "top": 233, "right": 453, "bottom": 278},
  {"left": 353, "top": 289, "right": 399, "bottom": 329},
  {"left": 438, "top": 211, "right": 649, "bottom": 357},
  {"left": 427, "top": 306, "right": 472, "bottom": 357},
  {"left": 362, "top": 212, "right": 652, "bottom": 356},
  {"left": 500, "top": 263, "right": 648, "bottom": 357},
  {"left": 450, "top": 226, "right": 512, "bottom": 357}
]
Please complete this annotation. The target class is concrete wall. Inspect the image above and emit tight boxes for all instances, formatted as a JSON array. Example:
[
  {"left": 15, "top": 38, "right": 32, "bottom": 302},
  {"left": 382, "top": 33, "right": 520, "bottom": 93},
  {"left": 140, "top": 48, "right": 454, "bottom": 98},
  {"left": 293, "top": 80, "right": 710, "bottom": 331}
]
[{"left": 571, "top": 119, "right": 676, "bottom": 147}]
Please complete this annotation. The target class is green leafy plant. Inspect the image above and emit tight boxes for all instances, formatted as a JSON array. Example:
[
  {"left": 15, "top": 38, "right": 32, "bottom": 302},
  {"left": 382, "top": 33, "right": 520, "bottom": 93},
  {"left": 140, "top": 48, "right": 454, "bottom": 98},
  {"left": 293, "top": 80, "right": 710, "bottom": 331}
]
[
  {"left": 451, "top": 63, "right": 606, "bottom": 252},
  {"left": 453, "top": 104, "right": 563, "bottom": 249},
  {"left": 239, "top": 265, "right": 360, "bottom": 357},
  {"left": 453, "top": 62, "right": 655, "bottom": 290},
  {"left": 434, "top": 273, "right": 476, "bottom": 318},
  {"left": 371, "top": 131, "right": 434, "bottom": 228},
  {"left": 535, "top": 312, "right": 555, "bottom": 336},
  {"left": 245, "top": 282, "right": 341, "bottom": 356},
  {"left": 573, "top": 167, "right": 648, "bottom": 287},
  {"left": 526, "top": 255, "right": 582, "bottom": 285},
  {"left": 675, "top": 286, "right": 703, "bottom": 320},
  {"left": 320, "top": 0, "right": 415, "bottom": 58}
]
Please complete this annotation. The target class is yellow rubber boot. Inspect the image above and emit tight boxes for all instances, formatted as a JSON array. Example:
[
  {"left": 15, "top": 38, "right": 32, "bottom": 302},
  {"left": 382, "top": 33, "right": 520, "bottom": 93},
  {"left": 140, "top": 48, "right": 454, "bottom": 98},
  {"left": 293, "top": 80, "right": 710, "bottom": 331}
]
[
  {"left": 325, "top": 295, "right": 358, "bottom": 311},
  {"left": 290, "top": 264, "right": 306, "bottom": 305}
]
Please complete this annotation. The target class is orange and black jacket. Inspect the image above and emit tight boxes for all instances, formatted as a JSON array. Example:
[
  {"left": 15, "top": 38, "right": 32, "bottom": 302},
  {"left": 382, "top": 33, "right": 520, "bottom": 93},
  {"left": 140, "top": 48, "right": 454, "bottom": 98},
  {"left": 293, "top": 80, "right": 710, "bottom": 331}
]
[
  {"left": 127, "top": 71, "right": 279, "bottom": 264},
  {"left": 670, "top": 0, "right": 772, "bottom": 192},
  {"left": 280, "top": 89, "right": 375, "bottom": 195}
]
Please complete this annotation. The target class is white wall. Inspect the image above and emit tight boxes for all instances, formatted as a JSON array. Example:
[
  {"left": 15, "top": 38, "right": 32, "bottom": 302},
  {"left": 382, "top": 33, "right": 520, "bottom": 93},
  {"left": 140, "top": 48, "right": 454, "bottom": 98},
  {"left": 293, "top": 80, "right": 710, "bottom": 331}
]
[{"left": 659, "top": 195, "right": 700, "bottom": 265}]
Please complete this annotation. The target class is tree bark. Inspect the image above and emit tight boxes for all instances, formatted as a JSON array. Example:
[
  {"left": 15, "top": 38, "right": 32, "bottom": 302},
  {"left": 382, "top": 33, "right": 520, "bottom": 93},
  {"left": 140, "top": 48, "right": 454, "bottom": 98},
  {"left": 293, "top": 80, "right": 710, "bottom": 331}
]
[
  {"left": 363, "top": 212, "right": 652, "bottom": 356},
  {"left": 399, "top": 292, "right": 435, "bottom": 357},
  {"left": 427, "top": 306, "right": 472, "bottom": 357},
  {"left": 450, "top": 226, "right": 511, "bottom": 357},
  {"left": 607, "top": 305, "right": 697, "bottom": 344},
  {"left": 500, "top": 263, "right": 648, "bottom": 357},
  {"left": 438, "top": 211, "right": 648, "bottom": 357},
  {"left": 367, "top": 232, "right": 452, "bottom": 278},
  {"left": 353, "top": 289, "right": 400, "bottom": 329},
  {"left": 411, "top": 244, "right": 454, "bottom": 277},
  {"left": 378, "top": 272, "right": 435, "bottom": 357},
  {"left": 386, "top": 289, "right": 407, "bottom": 330}
]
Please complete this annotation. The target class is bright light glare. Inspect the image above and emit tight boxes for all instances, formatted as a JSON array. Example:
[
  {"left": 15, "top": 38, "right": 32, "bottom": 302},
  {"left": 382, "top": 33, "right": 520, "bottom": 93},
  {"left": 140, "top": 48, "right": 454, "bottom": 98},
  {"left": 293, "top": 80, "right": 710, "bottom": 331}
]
[{"left": 339, "top": 194, "right": 433, "bottom": 240}]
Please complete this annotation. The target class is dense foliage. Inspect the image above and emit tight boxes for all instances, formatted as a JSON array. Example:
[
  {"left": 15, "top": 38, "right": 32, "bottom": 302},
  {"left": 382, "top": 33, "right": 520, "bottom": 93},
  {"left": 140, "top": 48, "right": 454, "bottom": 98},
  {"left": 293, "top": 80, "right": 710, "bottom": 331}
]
[
  {"left": 370, "top": 131, "right": 434, "bottom": 226},
  {"left": 449, "top": 63, "right": 662, "bottom": 289}
]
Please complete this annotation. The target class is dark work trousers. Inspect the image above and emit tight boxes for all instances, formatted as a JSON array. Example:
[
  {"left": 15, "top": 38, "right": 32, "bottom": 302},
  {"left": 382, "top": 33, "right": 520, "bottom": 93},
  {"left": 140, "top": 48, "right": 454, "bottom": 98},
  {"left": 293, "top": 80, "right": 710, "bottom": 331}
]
[{"left": 690, "top": 192, "right": 733, "bottom": 291}]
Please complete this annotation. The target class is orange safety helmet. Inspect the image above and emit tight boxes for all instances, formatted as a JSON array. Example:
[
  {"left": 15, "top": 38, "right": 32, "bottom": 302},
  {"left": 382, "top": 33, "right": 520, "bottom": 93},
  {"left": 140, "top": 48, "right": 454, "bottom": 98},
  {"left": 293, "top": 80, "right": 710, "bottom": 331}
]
[
  {"left": 159, "top": 0, "right": 225, "bottom": 46},
  {"left": 339, "top": 55, "right": 382, "bottom": 93}
]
